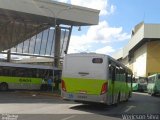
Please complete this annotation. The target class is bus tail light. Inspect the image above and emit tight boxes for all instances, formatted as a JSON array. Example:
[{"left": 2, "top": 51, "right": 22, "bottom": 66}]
[
  {"left": 101, "top": 82, "right": 108, "bottom": 94},
  {"left": 62, "top": 80, "right": 66, "bottom": 91}
]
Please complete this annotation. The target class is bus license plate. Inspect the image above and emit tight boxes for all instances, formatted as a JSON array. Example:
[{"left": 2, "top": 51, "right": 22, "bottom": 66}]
[{"left": 77, "top": 95, "right": 87, "bottom": 99}]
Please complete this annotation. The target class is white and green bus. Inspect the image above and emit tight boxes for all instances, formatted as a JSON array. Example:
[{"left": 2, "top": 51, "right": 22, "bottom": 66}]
[
  {"left": 61, "top": 53, "right": 133, "bottom": 105},
  {"left": 147, "top": 73, "right": 160, "bottom": 96},
  {"left": 132, "top": 77, "right": 147, "bottom": 92},
  {"left": 0, "top": 62, "right": 55, "bottom": 91}
]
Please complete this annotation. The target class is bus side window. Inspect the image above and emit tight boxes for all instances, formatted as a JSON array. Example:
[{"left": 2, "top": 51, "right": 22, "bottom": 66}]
[
  {"left": 38, "top": 69, "right": 44, "bottom": 78},
  {"left": 154, "top": 76, "right": 156, "bottom": 82},
  {"left": 36, "top": 69, "right": 39, "bottom": 78},
  {"left": 3, "top": 68, "right": 9, "bottom": 76},
  {"left": 152, "top": 77, "right": 154, "bottom": 83},
  {"left": 126, "top": 72, "right": 128, "bottom": 83},
  {"left": 127, "top": 74, "right": 132, "bottom": 83},
  {"left": 108, "top": 60, "right": 117, "bottom": 82},
  {"left": 0, "top": 69, "right": 2, "bottom": 76},
  {"left": 111, "top": 66, "right": 116, "bottom": 81},
  {"left": 108, "top": 63, "right": 112, "bottom": 79},
  {"left": 32, "top": 69, "right": 37, "bottom": 78},
  {"left": 115, "top": 67, "right": 120, "bottom": 81},
  {"left": 148, "top": 77, "right": 151, "bottom": 83},
  {"left": 158, "top": 74, "right": 160, "bottom": 80},
  {"left": 118, "top": 67, "right": 124, "bottom": 82},
  {"left": 18, "top": 68, "right": 25, "bottom": 77},
  {"left": 148, "top": 77, "right": 154, "bottom": 83}
]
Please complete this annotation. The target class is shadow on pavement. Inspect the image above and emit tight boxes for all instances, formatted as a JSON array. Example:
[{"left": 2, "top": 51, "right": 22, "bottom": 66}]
[
  {"left": 69, "top": 93, "right": 160, "bottom": 119},
  {"left": 69, "top": 101, "right": 131, "bottom": 119}
]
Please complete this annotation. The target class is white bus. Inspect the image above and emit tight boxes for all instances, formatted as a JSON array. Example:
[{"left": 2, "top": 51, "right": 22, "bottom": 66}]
[{"left": 61, "top": 53, "right": 133, "bottom": 105}]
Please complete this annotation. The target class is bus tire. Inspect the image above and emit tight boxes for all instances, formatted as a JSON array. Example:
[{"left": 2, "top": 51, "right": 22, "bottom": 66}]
[
  {"left": 114, "top": 93, "right": 120, "bottom": 106},
  {"left": 0, "top": 82, "right": 8, "bottom": 91},
  {"left": 117, "top": 93, "right": 120, "bottom": 104},
  {"left": 125, "top": 92, "right": 131, "bottom": 102}
]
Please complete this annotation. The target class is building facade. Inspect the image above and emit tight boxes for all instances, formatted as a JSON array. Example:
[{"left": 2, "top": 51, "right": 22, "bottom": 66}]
[{"left": 112, "top": 22, "right": 160, "bottom": 77}]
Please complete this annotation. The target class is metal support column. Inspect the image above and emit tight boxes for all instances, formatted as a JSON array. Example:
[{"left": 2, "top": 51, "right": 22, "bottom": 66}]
[{"left": 65, "top": 26, "right": 73, "bottom": 54}]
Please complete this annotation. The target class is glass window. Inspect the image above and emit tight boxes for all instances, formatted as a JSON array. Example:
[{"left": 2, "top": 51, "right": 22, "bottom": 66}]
[
  {"left": 108, "top": 64, "right": 112, "bottom": 79},
  {"left": 132, "top": 78, "right": 137, "bottom": 83},
  {"left": 139, "top": 77, "right": 147, "bottom": 83},
  {"left": 92, "top": 58, "right": 103, "bottom": 64},
  {"left": 127, "top": 74, "right": 132, "bottom": 83},
  {"left": 148, "top": 77, "right": 154, "bottom": 83},
  {"left": 158, "top": 74, "right": 160, "bottom": 80},
  {"left": 0, "top": 69, "right": 2, "bottom": 76}
]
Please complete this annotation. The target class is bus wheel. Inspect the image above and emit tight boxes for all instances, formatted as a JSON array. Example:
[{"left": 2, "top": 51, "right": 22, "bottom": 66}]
[
  {"left": 0, "top": 83, "right": 8, "bottom": 91},
  {"left": 125, "top": 92, "right": 131, "bottom": 102}
]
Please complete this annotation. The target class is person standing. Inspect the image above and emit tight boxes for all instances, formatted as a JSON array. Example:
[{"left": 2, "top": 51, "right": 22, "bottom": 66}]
[{"left": 47, "top": 76, "right": 53, "bottom": 91}]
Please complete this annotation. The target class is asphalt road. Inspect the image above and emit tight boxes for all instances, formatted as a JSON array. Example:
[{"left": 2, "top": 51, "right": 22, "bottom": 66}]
[{"left": 0, "top": 92, "right": 159, "bottom": 120}]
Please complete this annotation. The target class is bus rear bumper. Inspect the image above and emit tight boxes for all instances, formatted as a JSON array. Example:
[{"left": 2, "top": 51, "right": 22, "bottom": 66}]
[{"left": 61, "top": 90, "right": 108, "bottom": 104}]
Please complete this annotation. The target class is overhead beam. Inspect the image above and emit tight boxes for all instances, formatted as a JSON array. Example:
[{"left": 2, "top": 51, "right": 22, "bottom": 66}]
[{"left": 0, "top": 0, "right": 100, "bottom": 26}]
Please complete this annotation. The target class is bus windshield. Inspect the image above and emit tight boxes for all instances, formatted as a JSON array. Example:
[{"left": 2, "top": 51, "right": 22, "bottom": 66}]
[
  {"left": 133, "top": 78, "right": 137, "bottom": 83},
  {"left": 133, "top": 77, "right": 147, "bottom": 83},
  {"left": 139, "top": 77, "right": 147, "bottom": 83}
]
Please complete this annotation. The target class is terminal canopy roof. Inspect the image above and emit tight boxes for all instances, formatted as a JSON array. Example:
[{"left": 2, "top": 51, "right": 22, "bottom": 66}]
[{"left": 0, "top": 0, "right": 99, "bottom": 51}]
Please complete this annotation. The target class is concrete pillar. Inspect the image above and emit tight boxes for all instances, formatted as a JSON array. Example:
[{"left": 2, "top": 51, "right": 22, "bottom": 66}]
[
  {"left": 54, "top": 25, "right": 61, "bottom": 90},
  {"left": 7, "top": 49, "right": 11, "bottom": 62},
  {"left": 54, "top": 25, "right": 61, "bottom": 68}
]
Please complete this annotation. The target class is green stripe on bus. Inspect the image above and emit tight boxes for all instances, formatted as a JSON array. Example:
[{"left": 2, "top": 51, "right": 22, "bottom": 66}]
[
  {"left": 62, "top": 77, "right": 106, "bottom": 95},
  {"left": 0, "top": 76, "right": 42, "bottom": 85},
  {"left": 107, "top": 80, "right": 131, "bottom": 95},
  {"left": 62, "top": 77, "right": 131, "bottom": 95}
]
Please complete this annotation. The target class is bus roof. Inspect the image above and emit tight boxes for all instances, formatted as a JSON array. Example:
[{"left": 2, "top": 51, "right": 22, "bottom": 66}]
[
  {"left": 0, "top": 62, "right": 58, "bottom": 70},
  {"left": 107, "top": 55, "right": 132, "bottom": 74},
  {"left": 148, "top": 73, "right": 160, "bottom": 77},
  {"left": 65, "top": 53, "right": 106, "bottom": 57}
]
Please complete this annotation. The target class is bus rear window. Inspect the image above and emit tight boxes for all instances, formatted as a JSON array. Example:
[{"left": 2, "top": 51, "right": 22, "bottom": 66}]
[{"left": 92, "top": 58, "right": 103, "bottom": 64}]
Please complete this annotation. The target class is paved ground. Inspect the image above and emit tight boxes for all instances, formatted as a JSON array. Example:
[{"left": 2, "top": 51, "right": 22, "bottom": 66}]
[{"left": 0, "top": 91, "right": 159, "bottom": 120}]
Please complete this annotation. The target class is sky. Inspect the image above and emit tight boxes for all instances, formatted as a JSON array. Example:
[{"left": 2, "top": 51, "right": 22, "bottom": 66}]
[{"left": 55, "top": 0, "right": 160, "bottom": 55}]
